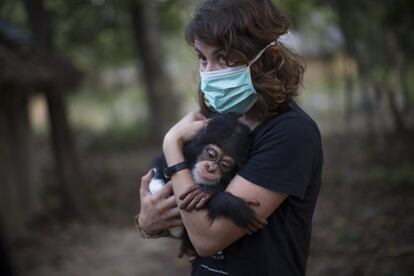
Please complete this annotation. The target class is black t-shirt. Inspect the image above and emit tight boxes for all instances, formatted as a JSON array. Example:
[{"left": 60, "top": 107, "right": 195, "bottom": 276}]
[{"left": 191, "top": 102, "right": 323, "bottom": 276}]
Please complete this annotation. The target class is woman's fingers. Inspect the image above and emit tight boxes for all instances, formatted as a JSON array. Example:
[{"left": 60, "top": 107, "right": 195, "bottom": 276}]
[
  {"left": 188, "top": 255, "right": 197, "bottom": 263},
  {"left": 164, "top": 206, "right": 181, "bottom": 220},
  {"left": 155, "top": 181, "right": 174, "bottom": 200},
  {"left": 175, "top": 111, "right": 205, "bottom": 129},
  {"left": 139, "top": 169, "right": 153, "bottom": 197},
  {"left": 181, "top": 121, "right": 206, "bottom": 142},
  {"left": 159, "top": 195, "right": 178, "bottom": 212},
  {"left": 193, "top": 111, "right": 207, "bottom": 121},
  {"left": 185, "top": 111, "right": 206, "bottom": 123},
  {"left": 166, "top": 218, "right": 183, "bottom": 228},
  {"left": 164, "top": 111, "right": 208, "bottom": 145}
]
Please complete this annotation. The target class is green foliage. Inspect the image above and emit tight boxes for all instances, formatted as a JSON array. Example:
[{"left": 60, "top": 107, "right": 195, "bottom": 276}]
[
  {"left": 0, "top": 0, "right": 190, "bottom": 66},
  {"left": 46, "top": 1, "right": 135, "bottom": 65},
  {"left": 159, "top": 0, "right": 188, "bottom": 33},
  {"left": 372, "top": 162, "right": 414, "bottom": 189},
  {"left": 277, "top": 0, "right": 318, "bottom": 27},
  {"left": 0, "top": 0, "right": 26, "bottom": 28}
]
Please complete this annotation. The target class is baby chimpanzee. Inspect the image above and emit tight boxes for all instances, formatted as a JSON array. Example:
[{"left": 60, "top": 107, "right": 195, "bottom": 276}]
[{"left": 150, "top": 114, "right": 265, "bottom": 256}]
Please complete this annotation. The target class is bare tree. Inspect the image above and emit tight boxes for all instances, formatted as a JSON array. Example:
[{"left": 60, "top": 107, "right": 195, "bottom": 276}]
[
  {"left": 23, "top": 0, "right": 90, "bottom": 218},
  {"left": 129, "top": 0, "right": 180, "bottom": 145}
]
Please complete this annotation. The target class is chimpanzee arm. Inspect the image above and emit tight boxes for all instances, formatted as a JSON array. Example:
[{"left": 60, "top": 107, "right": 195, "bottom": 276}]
[{"left": 206, "top": 191, "right": 256, "bottom": 227}]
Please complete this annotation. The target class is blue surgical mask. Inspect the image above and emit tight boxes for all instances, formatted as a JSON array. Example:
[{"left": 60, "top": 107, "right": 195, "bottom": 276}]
[{"left": 200, "top": 40, "right": 277, "bottom": 114}]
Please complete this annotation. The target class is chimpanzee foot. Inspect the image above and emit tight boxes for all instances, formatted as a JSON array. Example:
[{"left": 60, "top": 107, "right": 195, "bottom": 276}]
[
  {"left": 244, "top": 216, "right": 268, "bottom": 235},
  {"left": 240, "top": 198, "right": 267, "bottom": 235}
]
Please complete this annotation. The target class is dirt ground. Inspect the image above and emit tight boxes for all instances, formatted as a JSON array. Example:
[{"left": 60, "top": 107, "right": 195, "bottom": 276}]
[
  {"left": 15, "top": 224, "right": 190, "bottom": 276},
  {"left": 11, "top": 136, "right": 414, "bottom": 276}
]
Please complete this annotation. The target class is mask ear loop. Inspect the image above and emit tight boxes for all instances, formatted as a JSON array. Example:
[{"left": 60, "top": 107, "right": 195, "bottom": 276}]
[{"left": 248, "top": 40, "right": 277, "bottom": 67}]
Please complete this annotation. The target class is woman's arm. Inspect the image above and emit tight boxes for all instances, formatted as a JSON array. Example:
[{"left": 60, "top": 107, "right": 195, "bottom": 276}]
[
  {"left": 163, "top": 121, "right": 287, "bottom": 256},
  {"left": 176, "top": 171, "right": 286, "bottom": 257}
]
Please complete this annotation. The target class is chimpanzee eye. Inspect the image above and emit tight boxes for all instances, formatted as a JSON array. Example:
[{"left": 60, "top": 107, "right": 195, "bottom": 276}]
[
  {"left": 205, "top": 148, "right": 216, "bottom": 160},
  {"left": 220, "top": 161, "right": 234, "bottom": 171}
]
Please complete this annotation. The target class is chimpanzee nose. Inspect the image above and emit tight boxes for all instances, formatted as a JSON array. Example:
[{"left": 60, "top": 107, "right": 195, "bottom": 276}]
[{"left": 206, "top": 161, "right": 217, "bottom": 172}]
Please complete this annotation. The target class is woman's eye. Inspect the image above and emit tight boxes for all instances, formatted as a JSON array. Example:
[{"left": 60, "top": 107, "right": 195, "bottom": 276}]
[
  {"left": 218, "top": 55, "right": 226, "bottom": 64},
  {"left": 198, "top": 55, "right": 207, "bottom": 64}
]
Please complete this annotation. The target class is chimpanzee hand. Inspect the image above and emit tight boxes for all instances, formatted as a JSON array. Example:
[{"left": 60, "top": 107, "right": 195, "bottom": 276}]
[
  {"left": 177, "top": 184, "right": 213, "bottom": 211},
  {"left": 242, "top": 199, "right": 268, "bottom": 235}
]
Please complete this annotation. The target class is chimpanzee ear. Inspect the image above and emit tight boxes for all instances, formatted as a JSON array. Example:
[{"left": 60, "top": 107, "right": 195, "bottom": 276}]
[{"left": 183, "top": 135, "right": 203, "bottom": 165}]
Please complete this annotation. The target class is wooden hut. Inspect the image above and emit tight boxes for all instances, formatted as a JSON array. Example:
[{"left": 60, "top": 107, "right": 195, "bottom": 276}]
[{"left": 0, "top": 21, "right": 86, "bottom": 235}]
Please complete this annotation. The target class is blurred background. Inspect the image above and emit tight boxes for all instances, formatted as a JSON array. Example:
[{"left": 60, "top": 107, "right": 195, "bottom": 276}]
[{"left": 0, "top": 0, "right": 413, "bottom": 275}]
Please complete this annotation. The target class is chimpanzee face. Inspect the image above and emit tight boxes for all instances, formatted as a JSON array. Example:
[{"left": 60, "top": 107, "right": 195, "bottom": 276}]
[{"left": 191, "top": 144, "right": 236, "bottom": 185}]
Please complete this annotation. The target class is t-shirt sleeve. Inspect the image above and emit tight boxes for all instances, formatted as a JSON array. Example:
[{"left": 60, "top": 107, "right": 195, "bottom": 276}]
[{"left": 238, "top": 116, "right": 318, "bottom": 199}]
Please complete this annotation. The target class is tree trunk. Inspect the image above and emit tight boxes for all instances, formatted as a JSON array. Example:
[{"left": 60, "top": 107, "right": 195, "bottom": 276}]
[
  {"left": 1, "top": 87, "right": 44, "bottom": 238},
  {"left": 0, "top": 90, "right": 22, "bottom": 236},
  {"left": 359, "top": 78, "right": 376, "bottom": 138},
  {"left": 45, "top": 90, "right": 89, "bottom": 218},
  {"left": 401, "top": 63, "right": 412, "bottom": 115},
  {"left": 23, "top": 0, "right": 89, "bottom": 218},
  {"left": 384, "top": 85, "right": 406, "bottom": 133},
  {"left": 129, "top": 0, "right": 180, "bottom": 145},
  {"left": 343, "top": 55, "right": 354, "bottom": 134},
  {"left": 7, "top": 90, "right": 38, "bottom": 215},
  {"left": 22, "top": 0, "right": 54, "bottom": 52},
  {"left": 0, "top": 222, "right": 16, "bottom": 276}
]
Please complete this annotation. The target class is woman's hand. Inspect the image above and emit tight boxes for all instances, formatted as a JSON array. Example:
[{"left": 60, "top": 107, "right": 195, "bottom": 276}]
[
  {"left": 163, "top": 111, "right": 207, "bottom": 149},
  {"left": 138, "top": 170, "right": 183, "bottom": 235}
]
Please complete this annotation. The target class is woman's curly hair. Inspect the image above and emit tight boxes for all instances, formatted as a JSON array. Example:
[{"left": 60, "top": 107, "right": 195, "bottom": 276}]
[{"left": 185, "top": 0, "right": 305, "bottom": 120}]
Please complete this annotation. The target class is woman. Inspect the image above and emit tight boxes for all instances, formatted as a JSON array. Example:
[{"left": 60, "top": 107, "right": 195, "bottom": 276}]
[{"left": 137, "top": 0, "right": 323, "bottom": 275}]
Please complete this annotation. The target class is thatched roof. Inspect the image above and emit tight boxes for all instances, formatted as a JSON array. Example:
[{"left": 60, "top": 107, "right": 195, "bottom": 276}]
[{"left": 0, "top": 21, "right": 82, "bottom": 93}]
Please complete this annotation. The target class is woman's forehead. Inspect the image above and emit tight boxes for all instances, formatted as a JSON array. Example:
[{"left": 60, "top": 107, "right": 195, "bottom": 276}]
[{"left": 194, "top": 39, "right": 220, "bottom": 55}]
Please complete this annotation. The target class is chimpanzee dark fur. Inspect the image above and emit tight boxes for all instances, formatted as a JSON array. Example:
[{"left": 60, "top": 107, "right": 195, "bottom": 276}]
[
  {"left": 151, "top": 114, "right": 256, "bottom": 257},
  {"left": 183, "top": 114, "right": 251, "bottom": 172}
]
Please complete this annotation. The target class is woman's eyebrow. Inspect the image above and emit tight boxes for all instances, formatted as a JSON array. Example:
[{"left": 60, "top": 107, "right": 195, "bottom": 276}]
[
  {"left": 213, "top": 49, "right": 224, "bottom": 55},
  {"left": 194, "top": 48, "right": 205, "bottom": 56},
  {"left": 195, "top": 47, "right": 222, "bottom": 57}
]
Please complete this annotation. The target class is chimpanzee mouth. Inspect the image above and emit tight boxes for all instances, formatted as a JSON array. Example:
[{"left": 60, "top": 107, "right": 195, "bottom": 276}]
[{"left": 192, "top": 170, "right": 218, "bottom": 185}]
